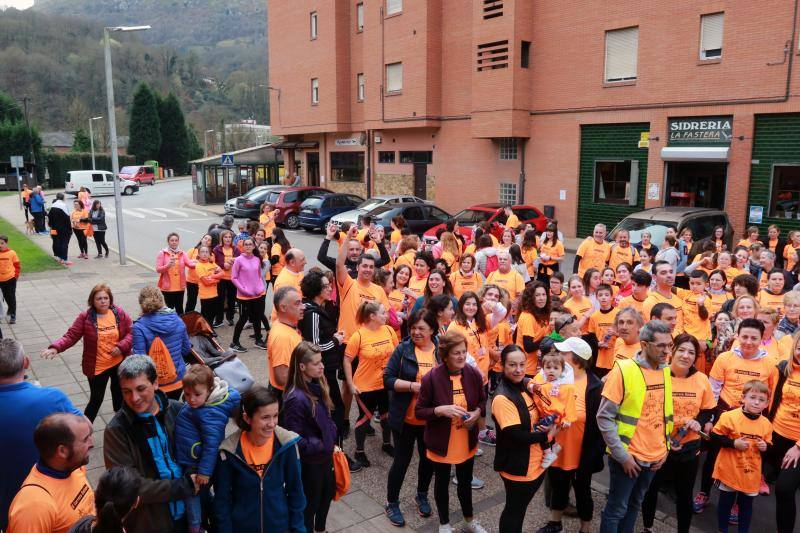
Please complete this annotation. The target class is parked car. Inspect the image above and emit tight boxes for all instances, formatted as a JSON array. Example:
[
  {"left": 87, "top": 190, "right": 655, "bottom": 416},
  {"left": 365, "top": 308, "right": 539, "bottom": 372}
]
[
  {"left": 261, "top": 186, "right": 333, "bottom": 229},
  {"left": 423, "top": 203, "right": 548, "bottom": 247},
  {"left": 330, "top": 194, "right": 428, "bottom": 227},
  {"left": 298, "top": 193, "right": 365, "bottom": 231},
  {"left": 118, "top": 165, "right": 157, "bottom": 185},
  {"left": 608, "top": 207, "right": 732, "bottom": 257},
  {"left": 368, "top": 202, "right": 451, "bottom": 236},
  {"left": 65, "top": 170, "right": 139, "bottom": 197},
  {"left": 224, "top": 185, "right": 287, "bottom": 219}
]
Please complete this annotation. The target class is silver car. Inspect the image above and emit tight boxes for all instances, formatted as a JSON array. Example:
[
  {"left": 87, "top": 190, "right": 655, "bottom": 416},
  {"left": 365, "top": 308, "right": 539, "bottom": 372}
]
[{"left": 330, "top": 194, "right": 428, "bottom": 227}]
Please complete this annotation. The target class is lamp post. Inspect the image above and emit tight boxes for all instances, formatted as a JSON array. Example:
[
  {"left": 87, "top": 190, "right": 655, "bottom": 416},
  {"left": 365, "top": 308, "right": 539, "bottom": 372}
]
[
  {"left": 88, "top": 116, "right": 103, "bottom": 170},
  {"left": 204, "top": 129, "right": 214, "bottom": 156},
  {"left": 103, "top": 24, "right": 150, "bottom": 266}
]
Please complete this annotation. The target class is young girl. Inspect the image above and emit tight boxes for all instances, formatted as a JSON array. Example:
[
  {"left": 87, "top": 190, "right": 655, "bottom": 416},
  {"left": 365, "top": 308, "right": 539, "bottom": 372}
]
[
  {"left": 582, "top": 268, "right": 601, "bottom": 310},
  {"left": 409, "top": 252, "right": 433, "bottom": 299},
  {"left": 538, "top": 223, "right": 564, "bottom": 283},
  {"left": 448, "top": 291, "right": 492, "bottom": 382},
  {"left": 195, "top": 246, "right": 224, "bottom": 327},
  {"left": 706, "top": 270, "right": 731, "bottom": 316},
  {"left": 635, "top": 247, "right": 653, "bottom": 274},
  {"left": 0, "top": 235, "right": 20, "bottom": 324},
  {"left": 614, "top": 262, "right": 634, "bottom": 302},
  {"left": 549, "top": 271, "right": 566, "bottom": 303},
  {"left": 390, "top": 264, "right": 414, "bottom": 317},
  {"left": 498, "top": 228, "right": 514, "bottom": 251},
  {"left": 70, "top": 199, "right": 89, "bottom": 259},
  {"left": 530, "top": 351, "right": 576, "bottom": 469},
  {"left": 563, "top": 275, "right": 594, "bottom": 333},
  {"left": 186, "top": 234, "right": 212, "bottom": 314},
  {"left": 270, "top": 228, "right": 292, "bottom": 282},
  {"left": 213, "top": 230, "right": 239, "bottom": 326},
  {"left": 509, "top": 244, "right": 531, "bottom": 283},
  {"left": 520, "top": 229, "right": 539, "bottom": 280},
  {"left": 375, "top": 269, "right": 403, "bottom": 333},
  {"left": 450, "top": 254, "right": 484, "bottom": 300},
  {"left": 737, "top": 226, "right": 762, "bottom": 248}
]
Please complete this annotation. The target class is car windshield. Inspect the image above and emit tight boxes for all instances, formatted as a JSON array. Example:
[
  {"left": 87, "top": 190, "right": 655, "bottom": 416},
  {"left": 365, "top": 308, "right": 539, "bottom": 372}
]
[
  {"left": 368, "top": 206, "right": 394, "bottom": 218},
  {"left": 265, "top": 191, "right": 282, "bottom": 204},
  {"left": 119, "top": 166, "right": 138, "bottom": 174},
  {"left": 357, "top": 199, "right": 386, "bottom": 211},
  {"left": 453, "top": 209, "right": 493, "bottom": 224},
  {"left": 302, "top": 197, "right": 324, "bottom": 208},
  {"left": 612, "top": 218, "right": 673, "bottom": 245},
  {"left": 243, "top": 186, "right": 269, "bottom": 198}
]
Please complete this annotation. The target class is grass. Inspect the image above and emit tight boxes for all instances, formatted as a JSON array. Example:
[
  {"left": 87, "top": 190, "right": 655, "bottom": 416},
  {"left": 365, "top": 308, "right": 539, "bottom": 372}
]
[
  {"left": 0, "top": 192, "right": 19, "bottom": 197},
  {"left": 0, "top": 216, "right": 63, "bottom": 273}
]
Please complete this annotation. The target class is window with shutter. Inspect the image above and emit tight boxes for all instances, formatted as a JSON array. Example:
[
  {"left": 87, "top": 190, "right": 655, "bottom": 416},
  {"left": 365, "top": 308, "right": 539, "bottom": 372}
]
[
  {"left": 357, "top": 73, "right": 365, "bottom": 101},
  {"left": 356, "top": 3, "right": 364, "bottom": 31},
  {"left": 311, "top": 78, "right": 319, "bottom": 104},
  {"left": 700, "top": 13, "right": 724, "bottom": 59},
  {"left": 604, "top": 27, "right": 638, "bottom": 82},
  {"left": 386, "top": 0, "right": 402, "bottom": 16},
  {"left": 310, "top": 12, "right": 318, "bottom": 39},
  {"left": 386, "top": 62, "right": 403, "bottom": 92}
]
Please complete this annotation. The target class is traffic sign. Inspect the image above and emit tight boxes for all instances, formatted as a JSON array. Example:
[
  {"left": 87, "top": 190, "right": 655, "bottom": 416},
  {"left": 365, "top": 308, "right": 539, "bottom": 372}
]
[
  {"left": 221, "top": 154, "right": 235, "bottom": 167},
  {"left": 10, "top": 156, "right": 23, "bottom": 168}
]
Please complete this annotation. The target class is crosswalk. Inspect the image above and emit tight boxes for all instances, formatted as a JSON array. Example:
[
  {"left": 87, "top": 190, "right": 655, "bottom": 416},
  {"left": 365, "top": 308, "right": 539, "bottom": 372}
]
[{"left": 105, "top": 207, "right": 213, "bottom": 221}]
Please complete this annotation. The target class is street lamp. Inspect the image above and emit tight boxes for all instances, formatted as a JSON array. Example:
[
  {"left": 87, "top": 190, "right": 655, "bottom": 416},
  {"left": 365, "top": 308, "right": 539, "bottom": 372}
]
[
  {"left": 103, "top": 24, "right": 151, "bottom": 266},
  {"left": 204, "top": 129, "right": 214, "bottom": 156},
  {"left": 88, "top": 116, "right": 103, "bottom": 170}
]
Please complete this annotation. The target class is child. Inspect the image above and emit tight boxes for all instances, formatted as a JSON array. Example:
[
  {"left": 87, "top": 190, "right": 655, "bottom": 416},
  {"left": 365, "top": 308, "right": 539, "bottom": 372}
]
[
  {"left": 549, "top": 271, "right": 565, "bottom": 303},
  {"left": 195, "top": 246, "right": 224, "bottom": 328},
  {"left": 635, "top": 247, "right": 653, "bottom": 274},
  {"left": 588, "top": 284, "right": 619, "bottom": 375},
  {"left": 176, "top": 365, "right": 241, "bottom": 533},
  {"left": 681, "top": 270, "right": 711, "bottom": 372},
  {"left": 0, "top": 235, "right": 20, "bottom": 324},
  {"left": 528, "top": 351, "right": 576, "bottom": 468},
  {"left": 711, "top": 380, "right": 772, "bottom": 533}
]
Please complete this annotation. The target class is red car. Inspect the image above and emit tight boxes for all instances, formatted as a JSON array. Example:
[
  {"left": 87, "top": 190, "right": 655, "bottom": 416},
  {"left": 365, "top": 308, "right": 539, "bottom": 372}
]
[
  {"left": 423, "top": 203, "right": 548, "bottom": 245},
  {"left": 119, "top": 165, "right": 157, "bottom": 185},
  {"left": 261, "top": 186, "right": 332, "bottom": 229}
]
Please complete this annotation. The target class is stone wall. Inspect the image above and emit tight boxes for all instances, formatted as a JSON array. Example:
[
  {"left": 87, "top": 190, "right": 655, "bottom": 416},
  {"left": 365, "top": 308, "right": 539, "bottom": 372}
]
[
  {"left": 374, "top": 173, "right": 437, "bottom": 202},
  {"left": 327, "top": 181, "right": 368, "bottom": 198}
]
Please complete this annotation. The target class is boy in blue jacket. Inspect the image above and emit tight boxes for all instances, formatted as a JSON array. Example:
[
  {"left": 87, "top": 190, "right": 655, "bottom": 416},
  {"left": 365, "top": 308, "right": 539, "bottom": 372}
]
[{"left": 175, "top": 365, "right": 241, "bottom": 533}]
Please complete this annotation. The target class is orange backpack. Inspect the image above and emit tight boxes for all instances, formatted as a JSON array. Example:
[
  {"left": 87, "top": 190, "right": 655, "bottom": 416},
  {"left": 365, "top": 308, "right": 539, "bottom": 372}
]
[
  {"left": 149, "top": 336, "right": 177, "bottom": 387},
  {"left": 332, "top": 448, "right": 351, "bottom": 501}
]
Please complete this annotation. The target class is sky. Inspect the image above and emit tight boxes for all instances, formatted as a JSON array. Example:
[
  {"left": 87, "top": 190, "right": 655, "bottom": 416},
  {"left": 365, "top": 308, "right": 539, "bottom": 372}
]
[{"left": 1, "top": 0, "right": 34, "bottom": 8}]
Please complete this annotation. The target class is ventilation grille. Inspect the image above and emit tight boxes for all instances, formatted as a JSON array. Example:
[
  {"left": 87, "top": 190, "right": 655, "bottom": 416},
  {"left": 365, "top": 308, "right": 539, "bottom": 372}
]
[
  {"left": 477, "top": 40, "right": 509, "bottom": 71},
  {"left": 483, "top": 0, "right": 503, "bottom": 19}
]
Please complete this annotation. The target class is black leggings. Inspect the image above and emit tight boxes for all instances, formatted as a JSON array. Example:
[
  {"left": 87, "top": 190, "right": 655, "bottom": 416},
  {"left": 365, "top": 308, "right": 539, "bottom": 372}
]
[
  {"left": 548, "top": 466, "right": 594, "bottom": 522},
  {"left": 717, "top": 489, "right": 753, "bottom": 533},
  {"left": 354, "top": 389, "right": 390, "bottom": 451},
  {"left": 434, "top": 457, "right": 474, "bottom": 525},
  {"left": 233, "top": 296, "right": 265, "bottom": 344},
  {"left": 386, "top": 423, "right": 434, "bottom": 503},
  {"left": 85, "top": 363, "right": 122, "bottom": 422},
  {"left": 162, "top": 290, "right": 184, "bottom": 315},
  {"left": 200, "top": 297, "right": 219, "bottom": 328},
  {"left": 641, "top": 452, "right": 699, "bottom": 533},
  {"left": 185, "top": 282, "right": 199, "bottom": 313},
  {"left": 216, "top": 279, "right": 236, "bottom": 322},
  {"left": 0, "top": 278, "right": 17, "bottom": 317},
  {"left": 73, "top": 229, "right": 88, "bottom": 255},
  {"left": 500, "top": 473, "right": 546, "bottom": 533},
  {"left": 770, "top": 432, "right": 800, "bottom": 533},
  {"left": 301, "top": 458, "right": 335, "bottom": 533},
  {"left": 32, "top": 211, "right": 45, "bottom": 233},
  {"left": 94, "top": 230, "right": 109, "bottom": 255},
  {"left": 324, "top": 368, "right": 346, "bottom": 445}
]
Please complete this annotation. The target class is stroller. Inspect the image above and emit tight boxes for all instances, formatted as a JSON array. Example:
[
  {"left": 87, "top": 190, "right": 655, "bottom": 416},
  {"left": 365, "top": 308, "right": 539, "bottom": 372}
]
[{"left": 181, "top": 311, "right": 254, "bottom": 393}]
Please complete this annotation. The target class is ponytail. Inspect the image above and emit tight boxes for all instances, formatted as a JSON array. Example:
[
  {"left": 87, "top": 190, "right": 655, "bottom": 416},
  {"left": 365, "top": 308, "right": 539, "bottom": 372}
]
[
  {"left": 92, "top": 467, "right": 142, "bottom": 533},
  {"left": 93, "top": 501, "right": 124, "bottom": 533}
]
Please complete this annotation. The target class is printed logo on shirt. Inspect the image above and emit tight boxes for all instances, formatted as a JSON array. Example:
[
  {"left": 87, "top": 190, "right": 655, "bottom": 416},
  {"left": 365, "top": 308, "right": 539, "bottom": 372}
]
[
  {"left": 250, "top": 461, "right": 268, "bottom": 474},
  {"left": 418, "top": 362, "right": 434, "bottom": 369},
  {"left": 646, "top": 383, "right": 665, "bottom": 392},
  {"left": 734, "top": 369, "right": 763, "bottom": 378},
  {"left": 71, "top": 484, "right": 90, "bottom": 509},
  {"left": 673, "top": 391, "right": 697, "bottom": 398},
  {"left": 452, "top": 388, "right": 464, "bottom": 395}
]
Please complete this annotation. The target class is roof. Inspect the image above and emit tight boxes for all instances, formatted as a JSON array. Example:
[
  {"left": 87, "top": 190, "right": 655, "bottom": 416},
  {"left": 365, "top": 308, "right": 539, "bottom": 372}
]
[
  {"left": 623, "top": 206, "right": 727, "bottom": 222},
  {"left": 190, "top": 143, "right": 284, "bottom": 164}
]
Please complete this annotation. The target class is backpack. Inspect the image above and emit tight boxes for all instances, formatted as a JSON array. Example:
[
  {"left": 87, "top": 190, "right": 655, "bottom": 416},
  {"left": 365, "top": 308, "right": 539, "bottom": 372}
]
[
  {"left": 484, "top": 254, "right": 499, "bottom": 276},
  {"left": 149, "top": 336, "right": 177, "bottom": 387}
]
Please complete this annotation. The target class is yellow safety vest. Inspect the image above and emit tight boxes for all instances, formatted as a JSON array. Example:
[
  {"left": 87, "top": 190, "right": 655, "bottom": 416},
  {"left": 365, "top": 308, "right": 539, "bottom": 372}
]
[{"left": 613, "top": 358, "right": 674, "bottom": 453}]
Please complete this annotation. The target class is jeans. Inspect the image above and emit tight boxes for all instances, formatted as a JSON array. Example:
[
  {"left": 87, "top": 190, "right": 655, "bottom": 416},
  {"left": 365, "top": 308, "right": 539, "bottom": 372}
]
[
  {"left": 185, "top": 494, "right": 202, "bottom": 529},
  {"left": 600, "top": 457, "right": 658, "bottom": 533},
  {"left": 549, "top": 466, "right": 594, "bottom": 522},
  {"left": 301, "top": 458, "right": 335, "bottom": 533},
  {"left": 162, "top": 290, "right": 184, "bottom": 315},
  {"left": 433, "top": 458, "right": 474, "bottom": 525},
  {"left": 85, "top": 363, "right": 122, "bottom": 422},
  {"left": 0, "top": 278, "right": 17, "bottom": 318},
  {"left": 94, "top": 230, "right": 108, "bottom": 255},
  {"left": 232, "top": 296, "right": 264, "bottom": 344},
  {"left": 386, "top": 423, "right": 434, "bottom": 503},
  {"left": 499, "top": 474, "right": 546, "bottom": 533},
  {"left": 641, "top": 452, "right": 698, "bottom": 533},
  {"left": 185, "top": 282, "right": 199, "bottom": 313}
]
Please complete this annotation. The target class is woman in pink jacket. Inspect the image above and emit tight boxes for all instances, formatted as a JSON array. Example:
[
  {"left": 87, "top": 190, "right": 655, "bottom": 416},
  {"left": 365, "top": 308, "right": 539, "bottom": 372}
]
[
  {"left": 155, "top": 232, "right": 196, "bottom": 315},
  {"left": 230, "top": 237, "right": 267, "bottom": 352}
]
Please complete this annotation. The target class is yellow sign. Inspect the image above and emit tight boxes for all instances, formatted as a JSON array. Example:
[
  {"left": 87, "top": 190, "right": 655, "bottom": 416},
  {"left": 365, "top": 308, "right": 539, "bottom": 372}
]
[{"left": 638, "top": 132, "right": 650, "bottom": 149}]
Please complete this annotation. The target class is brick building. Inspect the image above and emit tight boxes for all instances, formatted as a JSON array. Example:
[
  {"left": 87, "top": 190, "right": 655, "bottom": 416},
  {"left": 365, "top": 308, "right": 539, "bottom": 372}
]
[{"left": 267, "top": 0, "right": 800, "bottom": 238}]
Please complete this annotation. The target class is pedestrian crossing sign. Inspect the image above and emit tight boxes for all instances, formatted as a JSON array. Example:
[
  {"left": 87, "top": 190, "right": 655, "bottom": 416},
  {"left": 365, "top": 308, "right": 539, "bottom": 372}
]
[{"left": 220, "top": 154, "right": 235, "bottom": 167}]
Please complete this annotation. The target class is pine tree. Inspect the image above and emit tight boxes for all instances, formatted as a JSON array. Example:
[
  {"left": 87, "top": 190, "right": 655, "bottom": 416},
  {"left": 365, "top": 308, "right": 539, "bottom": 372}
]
[
  {"left": 127, "top": 83, "right": 161, "bottom": 163},
  {"left": 71, "top": 127, "right": 91, "bottom": 152},
  {"left": 157, "top": 93, "right": 190, "bottom": 173},
  {"left": 186, "top": 125, "right": 204, "bottom": 161}
]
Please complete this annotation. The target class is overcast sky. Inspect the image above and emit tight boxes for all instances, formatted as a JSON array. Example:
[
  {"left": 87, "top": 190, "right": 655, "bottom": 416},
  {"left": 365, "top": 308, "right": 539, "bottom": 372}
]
[{"left": 1, "top": 0, "right": 34, "bottom": 8}]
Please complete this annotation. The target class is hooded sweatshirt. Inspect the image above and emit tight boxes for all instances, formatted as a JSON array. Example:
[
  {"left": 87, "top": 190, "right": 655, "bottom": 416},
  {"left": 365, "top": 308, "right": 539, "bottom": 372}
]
[
  {"left": 231, "top": 253, "right": 266, "bottom": 298},
  {"left": 132, "top": 308, "right": 191, "bottom": 389},
  {"left": 475, "top": 247, "right": 498, "bottom": 277}
]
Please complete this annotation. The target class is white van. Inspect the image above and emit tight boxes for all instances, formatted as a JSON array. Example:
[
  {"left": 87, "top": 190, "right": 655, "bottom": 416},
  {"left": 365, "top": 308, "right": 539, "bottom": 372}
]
[{"left": 65, "top": 170, "right": 139, "bottom": 197}]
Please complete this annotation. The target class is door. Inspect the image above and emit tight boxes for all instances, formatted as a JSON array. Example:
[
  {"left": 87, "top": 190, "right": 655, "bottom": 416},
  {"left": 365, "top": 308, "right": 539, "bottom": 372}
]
[
  {"left": 307, "top": 153, "right": 320, "bottom": 187},
  {"left": 413, "top": 163, "right": 427, "bottom": 200},
  {"left": 403, "top": 206, "right": 426, "bottom": 234},
  {"left": 665, "top": 162, "right": 727, "bottom": 209},
  {"left": 92, "top": 173, "right": 108, "bottom": 194}
]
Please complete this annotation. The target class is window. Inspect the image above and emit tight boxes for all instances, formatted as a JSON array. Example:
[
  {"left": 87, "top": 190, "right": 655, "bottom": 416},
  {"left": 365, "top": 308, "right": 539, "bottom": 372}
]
[
  {"left": 310, "top": 11, "right": 318, "bottom": 39},
  {"left": 521, "top": 41, "right": 531, "bottom": 68},
  {"left": 92, "top": 173, "right": 104, "bottom": 183},
  {"left": 385, "top": 62, "right": 403, "bottom": 92},
  {"left": 378, "top": 151, "right": 395, "bottom": 164},
  {"left": 604, "top": 26, "right": 638, "bottom": 82},
  {"left": 356, "top": 3, "right": 364, "bottom": 31},
  {"left": 499, "top": 182, "right": 517, "bottom": 204},
  {"left": 330, "top": 152, "right": 365, "bottom": 182},
  {"left": 399, "top": 151, "right": 433, "bottom": 164},
  {"left": 428, "top": 207, "right": 450, "bottom": 221},
  {"left": 769, "top": 165, "right": 800, "bottom": 217},
  {"left": 593, "top": 160, "right": 640, "bottom": 205},
  {"left": 311, "top": 78, "right": 319, "bottom": 104},
  {"left": 386, "top": 0, "right": 402, "bottom": 16},
  {"left": 499, "top": 138, "right": 517, "bottom": 160},
  {"left": 700, "top": 12, "right": 724, "bottom": 59},
  {"left": 482, "top": 0, "right": 503, "bottom": 20},
  {"left": 404, "top": 206, "right": 424, "bottom": 220},
  {"left": 513, "top": 208, "right": 540, "bottom": 221},
  {"left": 477, "top": 40, "right": 509, "bottom": 71},
  {"left": 357, "top": 73, "right": 365, "bottom": 101}
]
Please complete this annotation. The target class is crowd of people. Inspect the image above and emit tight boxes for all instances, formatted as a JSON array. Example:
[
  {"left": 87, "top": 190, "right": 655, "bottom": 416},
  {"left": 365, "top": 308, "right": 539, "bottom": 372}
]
[{"left": 3, "top": 205, "right": 800, "bottom": 533}]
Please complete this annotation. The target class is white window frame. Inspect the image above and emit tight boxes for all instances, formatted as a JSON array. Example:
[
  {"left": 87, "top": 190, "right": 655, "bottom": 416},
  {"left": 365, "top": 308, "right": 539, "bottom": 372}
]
[
  {"left": 499, "top": 138, "right": 518, "bottom": 160},
  {"left": 356, "top": 3, "right": 364, "bottom": 31},
  {"left": 385, "top": 62, "right": 403, "bottom": 93},
  {"left": 768, "top": 163, "right": 800, "bottom": 217},
  {"left": 386, "top": 0, "right": 402, "bottom": 16},
  {"left": 310, "top": 11, "right": 318, "bottom": 39},
  {"left": 699, "top": 12, "right": 724, "bottom": 60},
  {"left": 593, "top": 159, "right": 639, "bottom": 206},
  {"left": 604, "top": 26, "right": 638, "bottom": 83},
  {"left": 499, "top": 182, "right": 517, "bottom": 205},
  {"left": 311, "top": 78, "right": 319, "bottom": 104},
  {"left": 357, "top": 73, "right": 365, "bottom": 101}
]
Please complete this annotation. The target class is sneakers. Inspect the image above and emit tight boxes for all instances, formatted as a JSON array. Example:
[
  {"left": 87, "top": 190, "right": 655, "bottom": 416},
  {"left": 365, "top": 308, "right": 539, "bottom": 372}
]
[
  {"left": 229, "top": 343, "right": 247, "bottom": 353},
  {"left": 354, "top": 450, "right": 370, "bottom": 468},
  {"left": 692, "top": 491, "right": 709, "bottom": 514},
  {"left": 415, "top": 492, "right": 432, "bottom": 517},
  {"left": 536, "top": 521, "right": 563, "bottom": 533},
  {"left": 729, "top": 503, "right": 739, "bottom": 525},
  {"left": 478, "top": 428, "right": 496, "bottom": 446},
  {"left": 541, "top": 443, "right": 561, "bottom": 469},
  {"left": 212, "top": 320, "right": 223, "bottom": 328},
  {"left": 475, "top": 448, "right": 484, "bottom": 457},
  {"left": 254, "top": 340, "right": 267, "bottom": 349},
  {"left": 463, "top": 520, "right": 488, "bottom": 533},
  {"left": 382, "top": 443, "right": 395, "bottom": 457},
  {"left": 226, "top": 318, "right": 235, "bottom": 326},
  {"left": 453, "top": 475, "right": 485, "bottom": 489},
  {"left": 346, "top": 453, "right": 363, "bottom": 473},
  {"left": 7, "top": 315, "right": 15, "bottom": 325},
  {"left": 385, "top": 502, "right": 405, "bottom": 527},
  {"left": 759, "top": 476, "right": 770, "bottom": 495},
  {"left": 95, "top": 254, "right": 103, "bottom": 258}
]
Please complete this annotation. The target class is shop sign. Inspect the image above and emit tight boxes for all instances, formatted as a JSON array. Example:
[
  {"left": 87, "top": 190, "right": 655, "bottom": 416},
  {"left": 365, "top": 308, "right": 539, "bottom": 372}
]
[
  {"left": 638, "top": 132, "right": 650, "bottom": 149},
  {"left": 335, "top": 138, "right": 360, "bottom": 146},
  {"left": 749, "top": 205, "right": 764, "bottom": 224},
  {"left": 668, "top": 116, "right": 733, "bottom": 145}
]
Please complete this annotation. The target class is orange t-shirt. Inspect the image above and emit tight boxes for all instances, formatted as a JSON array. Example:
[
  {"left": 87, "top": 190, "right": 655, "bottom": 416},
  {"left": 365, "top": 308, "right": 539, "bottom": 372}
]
[
  {"left": 521, "top": 247, "right": 538, "bottom": 277},
  {"left": 0, "top": 248, "right": 20, "bottom": 282},
  {"left": 706, "top": 291, "right": 731, "bottom": 317},
  {"left": 712, "top": 409, "right": 772, "bottom": 494},
  {"left": 390, "top": 229, "right": 402, "bottom": 247},
  {"left": 260, "top": 211, "right": 277, "bottom": 238},
  {"left": 709, "top": 351, "right": 778, "bottom": 408},
  {"left": 492, "top": 392, "right": 544, "bottom": 481},
  {"left": 531, "top": 376, "right": 576, "bottom": 424},
  {"left": 70, "top": 210, "right": 88, "bottom": 231},
  {"left": 196, "top": 260, "right": 222, "bottom": 299},
  {"left": 617, "top": 293, "right": 647, "bottom": 315},
  {"left": 270, "top": 243, "right": 285, "bottom": 277},
  {"left": 94, "top": 312, "right": 121, "bottom": 376},
  {"left": 345, "top": 325, "right": 398, "bottom": 392},
  {"left": 589, "top": 307, "right": 619, "bottom": 370},
  {"left": 387, "top": 289, "right": 406, "bottom": 313},
  {"left": 186, "top": 247, "right": 200, "bottom": 284},
  {"left": 267, "top": 321, "right": 301, "bottom": 391},
  {"left": 426, "top": 374, "right": 476, "bottom": 464},
  {"left": 772, "top": 361, "right": 800, "bottom": 441},
  {"left": 602, "top": 362, "right": 669, "bottom": 462},
  {"left": 642, "top": 290, "right": 684, "bottom": 327},
  {"left": 539, "top": 241, "right": 565, "bottom": 270},
  {"left": 488, "top": 320, "right": 514, "bottom": 372},
  {"left": 447, "top": 320, "right": 491, "bottom": 382},
  {"left": 515, "top": 311, "right": 548, "bottom": 376},
  {"left": 405, "top": 346, "right": 436, "bottom": 425},
  {"left": 680, "top": 292, "right": 712, "bottom": 342},
  {"left": 450, "top": 271, "right": 484, "bottom": 300},
  {"left": 505, "top": 213, "right": 520, "bottom": 229},
  {"left": 407, "top": 274, "right": 429, "bottom": 300},
  {"left": 608, "top": 245, "right": 640, "bottom": 272},
  {"left": 576, "top": 238, "right": 611, "bottom": 277},
  {"left": 486, "top": 269, "right": 525, "bottom": 302},
  {"left": 240, "top": 432, "right": 274, "bottom": 478},
  {"left": 220, "top": 246, "right": 234, "bottom": 280},
  {"left": 552, "top": 373, "right": 587, "bottom": 471},
  {"left": 758, "top": 289, "right": 785, "bottom": 315},
  {"left": 395, "top": 250, "right": 416, "bottom": 270},
  {"left": 672, "top": 370, "right": 716, "bottom": 445},
  {"left": 165, "top": 251, "right": 182, "bottom": 291},
  {"left": 563, "top": 296, "right": 594, "bottom": 333},
  {"left": 338, "top": 275, "right": 390, "bottom": 339},
  {"left": 441, "top": 251, "right": 458, "bottom": 271},
  {"left": 613, "top": 338, "right": 640, "bottom": 362}
]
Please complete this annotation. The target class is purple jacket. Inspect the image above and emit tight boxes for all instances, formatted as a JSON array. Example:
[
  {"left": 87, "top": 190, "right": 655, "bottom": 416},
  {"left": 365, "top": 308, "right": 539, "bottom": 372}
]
[
  {"left": 230, "top": 253, "right": 265, "bottom": 298},
  {"left": 416, "top": 363, "right": 486, "bottom": 457},
  {"left": 282, "top": 381, "right": 337, "bottom": 464}
]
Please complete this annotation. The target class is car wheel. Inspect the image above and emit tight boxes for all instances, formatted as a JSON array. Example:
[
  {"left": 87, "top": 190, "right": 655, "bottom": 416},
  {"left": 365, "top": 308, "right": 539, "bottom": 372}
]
[
  {"left": 285, "top": 213, "right": 300, "bottom": 229},
  {"left": 124, "top": 186, "right": 133, "bottom": 196}
]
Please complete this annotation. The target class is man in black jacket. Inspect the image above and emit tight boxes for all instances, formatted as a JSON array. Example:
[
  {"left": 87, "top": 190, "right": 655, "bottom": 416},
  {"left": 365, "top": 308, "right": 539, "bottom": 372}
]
[
  {"left": 317, "top": 222, "right": 390, "bottom": 277},
  {"left": 208, "top": 215, "right": 234, "bottom": 248},
  {"left": 47, "top": 193, "right": 72, "bottom": 264}
]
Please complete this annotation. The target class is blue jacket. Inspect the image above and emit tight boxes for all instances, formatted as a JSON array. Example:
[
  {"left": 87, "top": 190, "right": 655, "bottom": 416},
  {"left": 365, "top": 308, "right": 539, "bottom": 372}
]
[
  {"left": 132, "top": 308, "right": 191, "bottom": 387},
  {"left": 383, "top": 337, "right": 440, "bottom": 432},
  {"left": 213, "top": 427, "right": 306, "bottom": 533},
  {"left": 175, "top": 378, "right": 241, "bottom": 476},
  {"left": 282, "top": 381, "right": 337, "bottom": 464},
  {"left": 29, "top": 193, "right": 44, "bottom": 213}
]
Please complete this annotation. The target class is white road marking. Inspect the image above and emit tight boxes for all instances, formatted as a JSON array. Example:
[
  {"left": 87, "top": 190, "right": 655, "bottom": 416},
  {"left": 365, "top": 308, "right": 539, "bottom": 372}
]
[
  {"left": 135, "top": 208, "right": 167, "bottom": 218},
  {"left": 152, "top": 208, "right": 189, "bottom": 218},
  {"left": 179, "top": 207, "right": 213, "bottom": 217},
  {"left": 175, "top": 227, "right": 197, "bottom": 234}
]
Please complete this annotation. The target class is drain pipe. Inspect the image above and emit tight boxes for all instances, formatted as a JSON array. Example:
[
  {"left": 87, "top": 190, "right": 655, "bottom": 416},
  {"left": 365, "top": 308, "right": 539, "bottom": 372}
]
[{"left": 518, "top": 138, "right": 527, "bottom": 203}]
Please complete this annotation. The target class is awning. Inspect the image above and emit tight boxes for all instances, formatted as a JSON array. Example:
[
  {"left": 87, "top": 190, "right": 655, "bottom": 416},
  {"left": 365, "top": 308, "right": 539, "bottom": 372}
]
[
  {"left": 660, "top": 146, "right": 729, "bottom": 162},
  {"left": 271, "top": 141, "right": 319, "bottom": 149}
]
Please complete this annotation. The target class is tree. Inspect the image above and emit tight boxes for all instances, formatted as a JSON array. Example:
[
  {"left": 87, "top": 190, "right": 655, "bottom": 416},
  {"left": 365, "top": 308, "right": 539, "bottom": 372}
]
[
  {"left": 0, "top": 91, "right": 23, "bottom": 123},
  {"left": 71, "top": 127, "right": 91, "bottom": 152},
  {"left": 157, "top": 93, "right": 190, "bottom": 173},
  {"left": 127, "top": 82, "right": 161, "bottom": 162},
  {"left": 186, "top": 125, "right": 203, "bottom": 162}
]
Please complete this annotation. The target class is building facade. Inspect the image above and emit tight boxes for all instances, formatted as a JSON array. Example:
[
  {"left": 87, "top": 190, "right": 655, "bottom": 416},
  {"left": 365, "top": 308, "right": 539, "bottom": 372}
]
[{"left": 267, "top": 0, "right": 800, "bottom": 238}]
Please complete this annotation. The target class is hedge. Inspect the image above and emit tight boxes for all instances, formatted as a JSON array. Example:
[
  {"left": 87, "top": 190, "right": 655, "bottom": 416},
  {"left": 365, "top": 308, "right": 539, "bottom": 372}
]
[{"left": 44, "top": 152, "right": 136, "bottom": 188}]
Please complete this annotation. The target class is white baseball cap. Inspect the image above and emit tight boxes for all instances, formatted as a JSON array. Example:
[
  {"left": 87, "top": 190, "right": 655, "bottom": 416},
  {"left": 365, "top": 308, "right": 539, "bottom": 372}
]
[{"left": 554, "top": 337, "right": 592, "bottom": 361}]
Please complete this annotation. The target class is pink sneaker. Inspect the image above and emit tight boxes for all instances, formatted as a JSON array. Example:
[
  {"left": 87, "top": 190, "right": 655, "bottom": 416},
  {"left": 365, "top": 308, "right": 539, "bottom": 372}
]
[
  {"left": 759, "top": 476, "right": 770, "bottom": 495},
  {"left": 64, "top": 261, "right": 74, "bottom": 266}
]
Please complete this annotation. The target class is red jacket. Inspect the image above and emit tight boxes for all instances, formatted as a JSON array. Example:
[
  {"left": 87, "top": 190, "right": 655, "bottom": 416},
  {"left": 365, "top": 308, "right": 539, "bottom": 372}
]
[
  {"left": 49, "top": 306, "right": 133, "bottom": 377},
  {"left": 156, "top": 248, "right": 196, "bottom": 292}
]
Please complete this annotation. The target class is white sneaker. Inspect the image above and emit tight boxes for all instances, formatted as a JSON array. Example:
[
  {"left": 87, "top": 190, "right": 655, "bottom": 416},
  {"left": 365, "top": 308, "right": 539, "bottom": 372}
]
[
  {"left": 475, "top": 447, "right": 484, "bottom": 457},
  {"left": 439, "top": 524, "right": 453, "bottom": 533},
  {"left": 463, "top": 520, "right": 488, "bottom": 533},
  {"left": 541, "top": 448, "right": 558, "bottom": 469}
]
